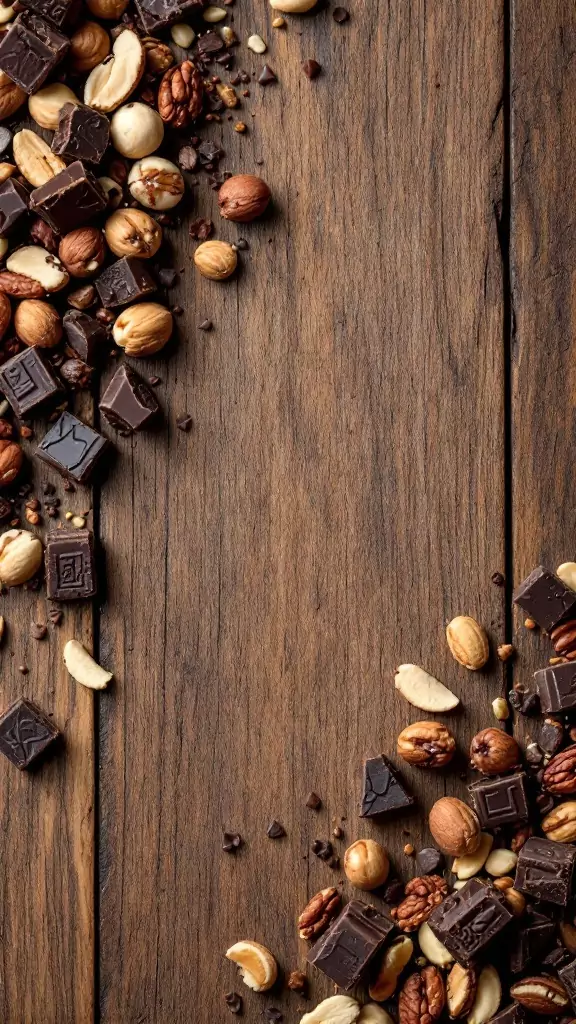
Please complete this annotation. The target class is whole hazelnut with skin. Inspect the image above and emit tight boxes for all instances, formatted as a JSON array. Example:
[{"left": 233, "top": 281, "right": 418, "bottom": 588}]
[
  {"left": 14, "top": 300, "right": 62, "bottom": 349},
  {"left": 0, "top": 440, "right": 22, "bottom": 486},
  {"left": 0, "top": 71, "right": 26, "bottom": 121},
  {"left": 112, "top": 302, "right": 173, "bottom": 357},
  {"left": 344, "top": 839, "right": 389, "bottom": 890},
  {"left": 0, "top": 289, "right": 11, "bottom": 340},
  {"left": 470, "top": 728, "right": 521, "bottom": 775},
  {"left": 59, "top": 228, "right": 106, "bottom": 279},
  {"left": 110, "top": 103, "right": 165, "bottom": 159},
  {"left": 85, "top": 0, "right": 129, "bottom": 19},
  {"left": 105, "top": 209, "right": 162, "bottom": 259},
  {"left": 194, "top": 240, "right": 238, "bottom": 281},
  {"left": 70, "top": 21, "right": 111, "bottom": 73},
  {"left": 218, "top": 174, "right": 271, "bottom": 223}
]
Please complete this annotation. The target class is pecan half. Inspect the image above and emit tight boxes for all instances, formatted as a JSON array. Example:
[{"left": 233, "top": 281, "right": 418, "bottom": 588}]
[
  {"left": 391, "top": 875, "right": 448, "bottom": 932},
  {"left": 399, "top": 967, "right": 445, "bottom": 1024},
  {"left": 297, "top": 887, "right": 340, "bottom": 941},
  {"left": 543, "top": 745, "right": 576, "bottom": 794},
  {"left": 158, "top": 61, "right": 203, "bottom": 128},
  {"left": 551, "top": 619, "right": 576, "bottom": 659},
  {"left": 0, "top": 272, "right": 44, "bottom": 298}
]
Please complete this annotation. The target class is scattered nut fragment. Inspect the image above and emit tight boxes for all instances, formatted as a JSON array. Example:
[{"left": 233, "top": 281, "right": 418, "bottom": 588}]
[
  {"left": 29, "top": 84, "right": 78, "bottom": 131},
  {"left": 194, "top": 240, "right": 238, "bottom": 281},
  {"left": 144, "top": 36, "right": 175, "bottom": 74},
  {"left": 397, "top": 720, "right": 456, "bottom": 768},
  {"left": 272, "top": 16, "right": 286, "bottom": 26},
  {"left": 287, "top": 970, "right": 306, "bottom": 992},
  {"left": 300, "top": 995, "right": 360, "bottom": 1024},
  {"left": 128, "top": 156, "right": 185, "bottom": 210},
  {"left": 369, "top": 936, "right": 414, "bottom": 1001},
  {"left": 219, "top": 174, "right": 271, "bottom": 222},
  {"left": 470, "top": 728, "right": 520, "bottom": 775},
  {"left": 0, "top": 529, "right": 42, "bottom": 586},
  {"left": 203, "top": 5, "right": 227, "bottom": 20},
  {"left": 225, "top": 940, "right": 278, "bottom": 993},
  {"left": 112, "top": 302, "right": 173, "bottom": 357},
  {"left": 110, "top": 103, "right": 165, "bottom": 159},
  {"left": 216, "top": 83, "right": 239, "bottom": 108},
  {"left": 58, "top": 229, "right": 105, "bottom": 279},
  {"left": 452, "top": 833, "right": 493, "bottom": 880},
  {"left": 467, "top": 966, "right": 501, "bottom": 1024},
  {"left": 68, "top": 284, "right": 97, "bottom": 310},
  {"left": 446, "top": 616, "right": 489, "bottom": 670},
  {"left": 248, "top": 33, "right": 267, "bottom": 53},
  {"left": 171, "top": 22, "right": 196, "bottom": 47},
  {"left": 13, "top": 130, "right": 66, "bottom": 188},
  {"left": 63, "top": 639, "right": 113, "bottom": 690},
  {"left": 14, "top": 300, "right": 62, "bottom": 349},
  {"left": 105, "top": 209, "right": 162, "bottom": 259},
  {"left": 428, "top": 798, "right": 481, "bottom": 857},
  {"left": 269, "top": 0, "right": 317, "bottom": 10},
  {"left": 497, "top": 643, "right": 515, "bottom": 662},
  {"left": 417, "top": 921, "right": 454, "bottom": 967},
  {"left": 492, "top": 697, "right": 509, "bottom": 721},
  {"left": 484, "top": 848, "right": 517, "bottom": 877},
  {"left": 510, "top": 976, "right": 569, "bottom": 1015},
  {"left": 298, "top": 887, "right": 340, "bottom": 940},
  {"left": 343, "top": 839, "right": 389, "bottom": 890},
  {"left": 541, "top": 801, "right": 576, "bottom": 843},
  {"left": 84, "top": 29, "right": 145, "bottom": 113},
  {"left": 447, "top": 964, "right": 477, "bottom": 1019},
  {"left": 394, "top": 664, "right": 459, "bottom": 712},
  {"left": 557, "top": 562, "right": 576, "bottom": 590},
  {"left": 70, "top": 21, "right": 111, "bottom": 73}
]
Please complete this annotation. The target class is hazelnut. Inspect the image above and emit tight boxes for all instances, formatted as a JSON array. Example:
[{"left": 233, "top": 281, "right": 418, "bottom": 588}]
[
  {"left": 128, "top": 156, "right": 185, "bottom": 210},
  {"left": 470, "top": 728, "right": 520, "bottom": 775},
  {"left": 59, "top": 228, "right": 106, "bottom": 279},
  {"left": 70, "top": 21, "right": 111, "bottom": 73},
  {"left": 143, "top": 36, "right": 174, "bottom": 76},
  {"left": 85, "top": 0, "right": 129, "bottom": 19},
  {"left": 0, "top": 419, "right": 13, "bottom": 440},
  {"left": 112, "top": 302, "right": 173, "bottom": 357},
  {"left": 0, "top": 529, "right": 42, "bottom": 586},
  {"left": 428, "top": 797, "right": 481, "bottom": 857},
  {"left": 194, "top": 240, "right": 238, "bottom": 281},
  {"left": 68, "top": 284, "right": 96, "bottom": 310},
  {"left": 105, "top": 209, "right": 162, "bottom": 259},
  {"left": 110, "top": 102, "right": 165, "bottom": 159},
  {"left": 28, "top": 83, "right": 78, "bottom": 131},
  {"left": 0, "top": 440, "right": 22, "bottom": 486},
  {"left": 218, "top": 174, "right": 271, "bottom": 223},
  {"left": 14, "top": 300, "right": 62, "bottom": 349},
  {"left": 0, "top": 71, "right": 25, "bottom": 121},
  {"left": 343, "top": 839, "right": 389, "bottom": 890}
]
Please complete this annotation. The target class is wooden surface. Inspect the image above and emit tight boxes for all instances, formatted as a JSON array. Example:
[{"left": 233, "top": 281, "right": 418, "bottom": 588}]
[{"left": 2, "top": 0, "right": 574, "bottom": 1020}]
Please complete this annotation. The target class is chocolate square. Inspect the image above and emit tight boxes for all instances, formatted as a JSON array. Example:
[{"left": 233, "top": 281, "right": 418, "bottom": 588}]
[
  {"left": 428, "top": 878, "right": 513, "bottom": 965},
  {"left": 30, "top": 161, "right": 106, "bottom": 235},
  {"left": 36, "top": 411, "right": 109, "bottom": 484},
  {"left": 513, "top": 565, "right": 576, "bottom": 632},
  {"left": 559, "top": 960, "right": 576, "bottom": 1013},
  {"left": 0, "top": 347, "right": 61, "bottom": 416},
  {"left": 134, "top": 0, "right": 204, "bottom": 32},
  {"left": 535, "top": 663, "right": 576, "bottom": 714},
  {"left": 307, "top": 900, "right": 394, "bottom": 990},
  {"left": 0, "top": 698, "right": 59, "bottom": 769},
  {"left": 100, "top": 364, "right": 160, "bottom": 433},
  {"left": 52, "top": 103, "right": 110, "bottom": 165},
  {"left": 63, "top": 310, "right": 108, "bottom": 364},
  {"left": 45, "top": 529, "right": 96, "bottom": 601},
  {"left": 515, "top": 836, "right": 576, "bottom": 905},
  {"left": 360, "top": 755, "right": 414, "bottom": 817},
  {"left": 468, "top": 772, "right": 529, "bottom": 828},
  {"left": 508, "top": 904, "right": 556, "bottom": 973},
  {"left": 0, "top": 178, "right": 29, "bottom": 234},
  {"left": 0, "top": 13, "right": 69, "bottom": 94},
  {"left": 95, "top": 257, "right": 156, "bottom": 309},
  {"left": 19, "top": 0, "right": 76, "bottom": 26}
]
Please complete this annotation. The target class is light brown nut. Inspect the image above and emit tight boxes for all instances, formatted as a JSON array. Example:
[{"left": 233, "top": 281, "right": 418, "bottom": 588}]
[
  {"left": 0, "top": 271, "right": 44, "bottom": 299},
  {"left": 112, "top": 302, "right": 173, "bottom": 357},
  {"left": 369, "top": 936, "right": 414, "bottom": 1001},
  {"left": 0, "top": 289, "right": 10, "bottom": 340},
  {"left": 359, "top": 1007, "right": 394, "bottom": 1024},
  {"left": 394, "top": 664, "right": 460, "bottom": 713},
  {"left": 391, "top": 876, "right": 447, "bottom": 932},
  {"left": 0, "top": 440, "right": 21, "bottom": 486},
  {"left": 110, "top": 103, "right": 164, "bottom": 159},
  {"left": 542, "top": 801, "right": 576, "bottom": 843},
  {"left": 158, "top": 60, "right": 203, "bottom": 127},
  {"left": 70, "top": 21, "right": 111, "bottom": 72},
  {"left": 543, "top": 745, "right": 576, "bottom": 794},
  {"left": 86, "top": 0, "right": 129, "bottom": 19},
  {"left": 0, "top": 529, "right": 42, "bottom": 586},
  {"left": 225, "top": 940, "right": 278, "bottom": 992},
  {"left": 84, "top": 29, "right": 145, "bottom": 113},
  {"left": 194, "top": 240, "right": 238, "bottom": 281},
  {"left": 28, "top": 84, "right": 78, "bottom": 130},
  {"left": 399, "top": 967, "right": 445, "bottom": 1024},
  {"left": 7, "top": 247, "right": 69, "bottom": 292},
  {"left": 68, "top": 284, "right": 96, "bottom": 311},
  {"left": 417, "top": 922, "right": 454, "bottom": 967},
  {"left": 128, "top": 156, "right": 185, "bottom": 210},
  {"left": 469, "top": 728, "right": 520, "bottom": 775},
  {"left": 397, "top": 721, "right": 456, "bottom": 768},
  {"left": 502, "top": 888, "right": 525, "bottom": 916},
  {"left": 143, "top": 36, "right": 174, "bottom": 76},
  {"left": 344, "top": 839, "right": 389, "bottom": 891},
  {"left": 216, "top": 82, "right": 239, "bottom": 107},
  {"left": 492, "top": 697, "right": 510, "bottom": 721},
  {"left": 0, "top": 162, "right": 15, "bottom": 184},
  {"left": 58, "top": 228, "right": 106, "bottom": 279},
  {"left": 14, "top": 300, "right": 62, "bottom": 349},
  {"left": 218, "top": 174, "right": 272, "bottom": 223},
  {"left": 447, "top": 964, "right": 477, "bottom": 1019},
  {"left": 428, "top": 798, "right": 481, "bottom": 857},
  {"left": 300, "top": 996, "right": 361, "bottom": 1024},
  {"left": 0, "top": 71, "right": 26, "bottom": 121},
  {"left": 297, "top": 887, "right": 340, "bottom": 941},
  {"left": 497, "top": 643, "right": 515, "bottom": 662},
  {"left": 13, "top": 130, "right": 66, "bottom": 188},
  {"left": 269, "top": 0, "right": 317, "bottom": 9},
  {"left": 105, "top": 209, "right": 162, "bottom": 259},
  {"left": 510, "top": 976, "right": 569, "bottom": 1015},
  {"left": 560, "top": 921, "right": 576, "bottom": 954},
  {"left": 484, "top": 849, "right": 517, "bottom": 877},
  {"left": 453, "top": 833, "right": 493, "bottom": 880},
  {"left": 446, "top": 616, "right": 489, "bottom": 670},
  {"left": 467, "top": 965, "right": 501, "bottom": 1024}
]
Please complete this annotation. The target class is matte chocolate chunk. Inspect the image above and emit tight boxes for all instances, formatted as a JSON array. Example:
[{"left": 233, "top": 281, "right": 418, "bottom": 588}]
[
  {"left": 36, "top": 411, "right": 109, "bottom": 484},
  {"left": 559, "top": 961, "right": 576, "bottom": 1013},
  {"left": 0, "top": 12, "right": 68, "bottom": 94},
  {"left": 30, "top": 161, "right": 106, "bottom": 235},
  {"left": 0, "top": 177, "right": 28, "bottom": 234},
  {"left": 19, "top": 0, "right": 76, "bottom": 25},
  {"left": 266, "top": 820, "right": 286, "bottom": 839},
  {"left": 508, "top": 904, "right": 556, "bottom": 973},
  {"left": 489, "top": 1007, "right": 526, "bottom": 1024},
  {"left": 0, "top": 347, "right": 60, "bottom": 415},
  {"left": 100, "top": 364, "right": 159, "bottom": 434},
  {"left": 63, "top": 310, "right": 108, "bottom": 365},
  {"left": 468, "top": 772, "right": 529, "bottom": 828},
  {"left": 361, "top": 754, "right": 414, "bottom": 817},
  {"left": 134, "top": 0, "right": 204, "bottom": 31},
  {"left": 513, "top": 565, "right": 576, "bottom": 632},
  {"left": 428, "top": 878, "right": 513, "bottom": 965},
  {"left": 416, "top": 848, "right": 444, "bottom": 876},
  {"left": 0, "top": 697, "right": 59, "bottom": 769},
  {"left": 95, "top": 257, "right": 156, "bottom": 309},
  {"left": 52, "top": 103, "right": 110, "bottom": 165},
  {"left": 307, "top": 899, "right": 394, "bottom": 989},
  {"left": 45, "top": 529, "right": 96, "bottom": 601},
  {"left": 515, "top": 837, "right": 576, "bottom": 905},
  {"left": 535, "top": 663, "right": 576, "bottom": 714}
]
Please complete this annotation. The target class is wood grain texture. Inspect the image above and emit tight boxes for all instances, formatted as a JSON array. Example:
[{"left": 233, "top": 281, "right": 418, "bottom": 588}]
[{"left": 98, "top": 4, "right": 506, "bottom": 1021}]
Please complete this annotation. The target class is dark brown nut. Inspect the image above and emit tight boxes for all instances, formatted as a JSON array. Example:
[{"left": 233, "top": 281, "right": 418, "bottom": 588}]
[
  {"left": 470, "top": 728, "right": 521, "bottom": 775},
  {"left": 59, "top": 358, "right": 93, "bottom": 390},
  {"left": 0, "top": 271, "right": 44, "bottom": 299},
  {"left": 218, "top": 174, "right": 271, "bottom": 223},
  {"left": 143, "top": 36, "right": 174, "bottom": 75},
  {"left": 0, "top": 439, "right": 22, "bottom": 486},
  {"left": 397, "top": 721, "right": 456, "bottom": 768},
  {"left": 68, "top": 284, "right": 97, "bottom": 310},
  {"left": 542, "top": 745, "right": 576, "bottom": 794},
  {"left": 297, "top": 887, "right": 340, "bottom": 941},
  {"left": 158, "top": 61, "right": 203, "bottom": 128},
  {"left": 510, "top": 976, "right": 569, "bottom": 1014},
  {"left": 287, "top": 970, "right": 306, "bottom": 992},
  {"left": 511, "top": 824, "right": 532, "bottom": 853},
  {"left": 447, "top": 964, "right": 477, "bottom": 1019},
  {"left": 0, "top": 71, "right": 26, "bottom": 121},
  {"left": 70, "top": 21, "right": 110, "bottom": 73},
  {"left": 59, "top": 228, "right": 106, "bottom": 279},
  {"left": 399, "top": 967, "right": 445, "bottom": 1024},
  {"left": 0, "top": 418, "right": 13, "bottom": 439},
  {"left": 551, "top": 619, "right": 576, "bottom": 659},
  {"left": 30, "top": 218, "right": 59, "bottom": 254},
  {"left": 14, "top": 300, "right": 61, "bottom": 348},
  {"left": 391, "top": 875, "right": 447, "bottom": 932},
  {"left": 0, "top": 288, "right": 10, "bottom": 340}
]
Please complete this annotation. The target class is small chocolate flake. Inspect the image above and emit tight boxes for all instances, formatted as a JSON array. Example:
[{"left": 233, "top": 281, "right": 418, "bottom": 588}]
[
  {"left": 312, "top": 838, "right": 333, "bottom": 861},
  {"left": 149, "top": 376, "right": 161, "bottom": 386},
  {"left": 190, "top": 218, "right": 214, "bottom": 241},
  {"left": 18, "top": 665, "right": 28, "bottom": 674},
  {"left": 302, "top": 59, "right": 321, "bottom": 79},
  {"left": 236, "top": 238, "right": 249, "bottom": 250},
  {"left": 30, "top": 622, "right": 47, "bottom": 641},
  {"left": 306, "top": 791, "right": 322, "bottom": 810},
  {"left": 492, "top": 570, "right": 505, "bottom": 586},
  {"left": 199, "top": 319, "right": 213, "bottom": 331},
  {"left": 267, "top": 819, "right": 286, "bottom": 839},
  {"left": 333, "top": 6, "right": 349, "bottom": 21},
  {"left": 158, "top": 268, "right": 178, "bottom": 288},
  {"left": 258, "top": 64, "right": 277, "bottom": 86},
  {"left": 176, "top": 414, "right": 193, "bottom": 432},
  {"left": 384, "top": 879, "right": 405, "bottom": 904},
  {"left": 332, "top": 826, "right": 344, "bottom": 839},
  {"left": 225, "top": 992, "right": 243, "bottom": 1015},
  {"left": 264, "top": 1011, "right": 283, "bottom": 1023},
  {"left": 48, "top": 609, "right": 63, "bottom": 626},
  {"left": 222, "top": 831, "right": 243, "bottom": 852},
  {"left": 329, "top": 855, "right": 340, "bottom": 869}
]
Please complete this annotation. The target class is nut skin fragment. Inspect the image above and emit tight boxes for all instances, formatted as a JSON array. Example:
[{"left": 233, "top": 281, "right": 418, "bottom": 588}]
[
  {"left": 469, "top": 728, "right": 521, "bottom": 775},
  {"left": 543, "top": 744, "right": 576, "bottom": 794},
  {"left": 399, "top": 968, "right": 445, "bottom": 1024},
  {"left": 63, "top": 639, "right": 113, "bottom": 690},
  {"left": 510, "top": 977, "right": 569, "bottom": 1015},
  {"left": 70, "top": 21, "right": 111, "bottom": 73},
  {"left": 369, "top": 936, "right": 414, "bottom": 1001},
  {"left": 218, "top": 174, "right": 271, "bottom": 223},
  {"left": 397, "top": 721, "right": 456, "bottom": 768},
  {"left": 428, "top": 798, "right": 481, "bottom": 857},
  {"left": 541, "top": 801, "right": 576, "bottom": 843},
  {"left": 298, "top": 886, "right": 340, "bottom": 940},
  {"left": 225, "top": 940, "right": 278, "bottom": 993},
  {"left": 446, "top": 616, "right": 489, "bottom": 670},
  {"left": 59, "top": 228, "right": 106, "bottom": 279},
  {"left": 391, "top": 875, "right": 448, "bottom": 932},
  {"left": 447, "top": 964, "right": 477, "bottom": 1019},
  {"left": 158, "top": 61, "right": 203, "bottom": 127}
]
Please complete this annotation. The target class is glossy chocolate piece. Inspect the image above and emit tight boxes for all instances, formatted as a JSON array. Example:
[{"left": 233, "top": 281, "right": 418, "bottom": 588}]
[
  {"left": 19, "top": 0, "right": 76, "bottom": 25},
  {"left": 0, "top": 178, "right": 28, "bottom": 234},
  {"left": 63, "top": 310, "right": 108, "bottom": 364},
  {"left": 559, "top": 961, "right": 576, "bottom": 1013},
  {"left": 0, "top": 347, "right": 61, "bottom": 415},
  {"left": 45, "top": 529, "right": 96, "bottom": 601},
  {"left": 134, "top": 0, "right": 204, "bottom": 32},
  {"left": 95, "top": 257, "right": 156, "bottom": 309},
  {"left": 0, "top": 12, "right": 68, "bottom": 94},
  {"left": 52, "top": 103, "right": 110, "bottom": 165},
  {"left": 36, "top": 411, "right": 109, "bottom": 484},
  {"left": 468, "top": 772, "right": 529, "bottom": 828},
  {"left": 515, "top": 836, "right": 576, "bottom": 905},
  {"left": 307, "top": 899, "right": 394, "bottom": 990},
  {"left": 513, "top": 565, "right": 576, "bottom": 632},
  {"left": 532, "top": 716, "right": 565, "bottom": 756},
  {"left": 0, "top": 698, "right": 59, "bottom": 769},
  {"left": 508, "top": 904, "right": 556, "bottom": 973},
  {"left": 100, "top": 364, "right": 159, "bottom": 433},
  {"left": 360, "top": 754, "right": 414, "bottom": 817},
  {"left": 416, "top": 848, "right": 444, "bottom": 875},
  {"left": 428, "top": 878, "right": 513, "bottom": 965},
  {"left": 30, "top": 161, "right": 106, "bottom": 235},
  {"left": 535, "top": 663, "right": 576, "bottom": 714}
]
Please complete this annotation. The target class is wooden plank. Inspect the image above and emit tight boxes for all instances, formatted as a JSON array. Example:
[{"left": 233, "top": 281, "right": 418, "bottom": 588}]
[{"left": 98, "top": 3, "right": 505, "bottom": 1021}]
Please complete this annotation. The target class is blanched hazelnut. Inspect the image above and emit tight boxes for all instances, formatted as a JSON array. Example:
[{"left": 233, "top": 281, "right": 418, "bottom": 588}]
[
  {"left": 14, "top": 299, "right": 62, "bottom": 349},
  {"left": 59, "top": 228, "right": 106, "bottom": 278},
  {"left": 128, "top": 156, "right": 185, "bottom": 210},
  {"left": 105, "top": 209, "right": 162, "bottom": 259},
  {"left": 113, "top": 302, "right": 173, "bottom": 356},
  {"left": 110, "top": 102, "right": 165, "bottom": 159},
  {"left": 28, "top": 83, "right": 78, "bottom": 131},
  {"left": 344, "top": 839, "right": 389, "bottom": 891},
  {"left": 70, "top": 21, "right": 111, "bottom": 73}
]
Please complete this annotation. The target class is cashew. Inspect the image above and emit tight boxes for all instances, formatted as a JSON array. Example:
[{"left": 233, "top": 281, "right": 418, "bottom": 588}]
[{"left": 63, "top": 640, "right": 113, "bottom": 690}]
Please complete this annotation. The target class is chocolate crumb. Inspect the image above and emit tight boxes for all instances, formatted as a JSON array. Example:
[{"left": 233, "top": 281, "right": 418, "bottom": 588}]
[
  {"left": 223, "top": 831, "right": 243, "bottom": 852},
  {"left": 189, "top": 215, "right": 212, "bottom": 240},
  {"left": 158, "top": 268, "right": 178, "bottom": 288},
  {"left": 333, "top": 6, "right": 349, "bottom": 21},
  {"left": 225, "top": 992, "right": 243, "bottom": 1015},
  {"left": 199, "top": 319, "right": 213, "bottom": 331},
  {"left": 48, "top": 609, "right": 63, "bottom": 626},
  {"left": 149, "top": 376, "right": 161, "bottom": 386},
  {"left": 302, "top": 59, "right": 321, "bottom": 79},
  {"left": 312, "top": 838, "right": 333, "bottom": 861},
  {"left": 332, "top": 826, "right": 344, "bottom": 839},
  {"left": 306, "top": 791, "right": 322, "bottom": 810},
  {"left": 176, "top": 414, "right": 193, "bottom": 432},
  {"left": 30, "top": 622, "right": 47, "bottom": 641},
  {"left": 18, "top": 665, "right": 28, "bottom": 674},
  {"left": 236, "top": 238, "right": 249, "bottom": 250},
  {"left": 267, "top": 819, "right": 286, "bottom": 839},
  {"left": 491, "top": 571, "right": 505, "bottom": 586},
  {"left": 264, "top": 1011, "right": 283, "bottom": 1022}
]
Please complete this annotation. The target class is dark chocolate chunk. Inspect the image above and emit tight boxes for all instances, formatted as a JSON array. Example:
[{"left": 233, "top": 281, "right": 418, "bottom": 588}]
[
  {"left": 63, "top": 310, "right": 108, "bottom": 365},
  {"left": 30, "top": 161, "right": 106, "bottom": 235},
  {"left": 0, "top": 697, "right": 59, "bottom": 769},
  {"left": 535, "top": 663, "right": 576, "bottom": 714},
  {"left": 361, "top": 754, "right": 414, "bottom": 817},
  {"left": 532, "top": 717, "right": 565, "bottom": 756},
  {"left": 95, "top": 257, "right": 156, "bottom": 309},
  {"left": 302, "top": 59, "right": 321, "bottom": 79},
  {"left": 428, "top": 878, "right": 513, "bottom": 965},
  {"left": 383, "top": 879, "right": 405, "bottom": 905},
  {"left": 416, "top": 847, "right": 444, "bottom": 876},
  {"left": 0, "top": 347, "right": 60, "bottom": 416},
  {"left": 176, "top": 414, "right": 193, "bottom": 432},
  {"left": 267, "top": 819, "right": 285, "bottom": 839},
  {"left": 0, "top": 12, "right": 68, "bottom": 94},
  {"left": 312, "top": 839, "right": 333, "bottom": 860},
  {"left": 134, "top": 0, "right": 204, "bottom": 32},
  {"left": 199, "top": 319, "right": 212, "bottom": 330},
  {"left": 468, "top": 772, "right": 529, "bottom": 828},
  {"left": 20, "top": 0, "right": 76, "bottom": 25},
  {"left": 515, "top": 836, "right": 576, "bottom": 905},
  {"left": 36, "top": 411, "right": 109, "bottom": 484},
  {"left": 45, "top": 529, "right": 96, "bottom": 601},
  {"left": 543, "top": 944, "right": 572, "bottom": 970},
  {"left": 52, "top": 103, "right": 110, "bottom": 166},
  {"left": 489, "top": 1007, "right": 525, "bottom": 1024},
  {"left": 100, "top": 364, "right": 159, "bottom": 434},
  {"left": 258, "top": 64, "right": 277, "bottom": 86},
  {"left": 513, "top": 565, "right": 576, "bottom": 632},
  {"left": 158, "top": 268, "right": 178, "bottom": 288},
  {"left": 0, "top": 178, "right": 28, "bottom": 234},
  {"left": 559, "top": 960, "right": 576, "bottom": 1013},
  {"left": 222, "top": 831, "right": 242, "bottom": 852},
  {"left": 508, "top": 904, "right": 557, "bottom": 973},
  {"left": 224, "top": 992, "right": 243, "bottom": 1015},
  {"left": 306, "top": 791, "right": 322, "bottom": 810},
  {"left": 307, "top": 899, "right": 394, "bottom": 990}
]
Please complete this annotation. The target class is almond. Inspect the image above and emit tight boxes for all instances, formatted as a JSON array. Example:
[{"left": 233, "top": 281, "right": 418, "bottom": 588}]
[
  {"left": 394, "top": 664, "right": 459, "bottom": 713},
  {"left": 84, "top": 28, "right": 145, "bottom": 113},
  {"left": 467, "top": 966, "right": 501, "bottom": 1024},
  {"left": 12, "top": 130, "right": 66, "bottom": 188},
  {"left": 428, "top": 798, "right": 481, "bottom": 857},
  {"left": 446, "top": 616, "right": 489, "bottom": 670}
]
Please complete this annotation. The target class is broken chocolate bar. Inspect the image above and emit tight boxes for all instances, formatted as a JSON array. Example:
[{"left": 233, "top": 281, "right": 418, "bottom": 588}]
[
  {"left": 100, "top": 364, "right": 160, "bottom": 433},
  {"left": 134, "top": 0, "right": 204, "bottom": 32},
  {"left": 513, "top": 565, "right": 576, "bottom": 632},
  {"left": 36, "top": 411, "right": 109, "bottom": 484},
  {"left": 0, "top": 347, "right": 61, "bottom": 416},
  {"left": 508, "top": 904, "right": 556, "bottom": 974},
  {"left": 0, "top": 12, "right": 69, "bottom": 94},
  {"left": 20, "top": 0, "right": 76, "bottom": 26},
  {"left": 0, "top": 698, "right": 59, "bottom": 769},
  {"left": 515, "top": 836, "right": 576, "bottom": 906},
  {"left": 30, "top": 161, "right": 106, "bottom": 235},
  {"left": 45, "top": 529, "right": 97, "bottom": 601},
  {"left": 468, "top": 772, "right": 529, "bottom": 828},
  {"left": 52, "top": 103, "right": 110, "bottom": 165},
  {"left": 428, "top": 878, "right": 513, "bottom": 965},
  {"left": 535, "top": 663, "right": 576, "bottom": 714},
  {"left": 0, "top": 178, "right": 28, "bottom": 234},
  {"left": 307, "top": 899, "right": 393, "bottom": 989},
  {"left": 559, "top": 961, "right": 576, "bottom": 1013},
  {"left": 360, "top": 754, "right": 414, "bottom": 817},
  {"left": 63, "top": 310, "right": 108, "bottom": 364},
  {"left": 95, "top": 257, "right": 156, "bottom": 309}
]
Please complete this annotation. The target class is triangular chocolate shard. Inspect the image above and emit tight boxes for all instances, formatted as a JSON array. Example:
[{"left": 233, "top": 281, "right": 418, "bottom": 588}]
[{"left": 361, "top": 755, "right": 415, "bottom": 817}]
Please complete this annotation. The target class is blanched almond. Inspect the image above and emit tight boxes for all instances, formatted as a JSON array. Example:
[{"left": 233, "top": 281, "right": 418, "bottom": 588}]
[
  {"left": 394, "top": 664, "right": 459, "bottom": 713},
  {"left": 84, "top": 29, "right": 145, "bottom": 112},
  {"left": 225, "top": 940, "right": 277, "bottom": 992},
  {"left": 13, "top": 130, "right": 66, "bottom": 187}
]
